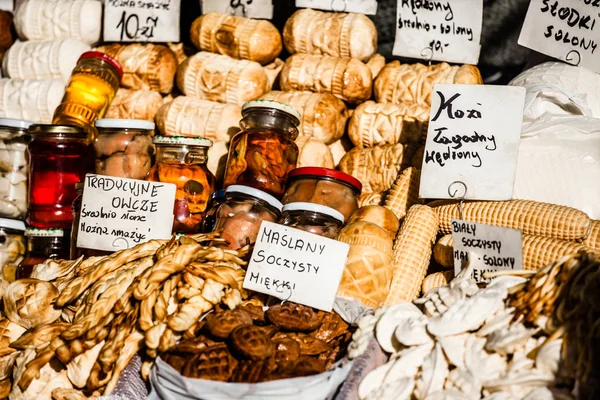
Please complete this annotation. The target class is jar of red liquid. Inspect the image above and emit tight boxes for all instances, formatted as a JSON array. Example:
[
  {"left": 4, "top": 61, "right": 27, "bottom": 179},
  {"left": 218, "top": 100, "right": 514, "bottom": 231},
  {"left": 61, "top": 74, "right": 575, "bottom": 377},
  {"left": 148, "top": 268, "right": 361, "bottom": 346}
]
[
  {"left": 26, "top": 125, "right": 92, "bottom": 229},
  {"left": 16, "top": 227, "right": 70, "bottom": 279},
  {"left": 70, "top": 182, "right": 111, "bottom": 259},
  {"left": 223, "top": 100, "right": 300, "bottom": 198},
  {"left": 146, "top": 136, "right": 215, "bottom": 234},
  {"left": 53, "top": 51, "right": 123, "bottom": 138}
]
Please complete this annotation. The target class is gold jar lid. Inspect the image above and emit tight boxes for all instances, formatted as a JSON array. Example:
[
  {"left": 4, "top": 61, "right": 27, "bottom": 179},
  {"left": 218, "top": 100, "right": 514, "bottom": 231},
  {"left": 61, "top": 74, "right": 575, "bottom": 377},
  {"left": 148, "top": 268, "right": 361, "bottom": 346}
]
[{"left": 29, "top": 124, "right": 88, "bottom": 138}]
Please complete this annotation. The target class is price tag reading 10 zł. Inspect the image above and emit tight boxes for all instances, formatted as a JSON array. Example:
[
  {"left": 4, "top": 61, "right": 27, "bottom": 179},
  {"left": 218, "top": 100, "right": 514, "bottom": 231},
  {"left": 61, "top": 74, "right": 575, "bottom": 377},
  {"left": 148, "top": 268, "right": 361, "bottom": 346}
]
[
  {"left": 419, "top": 84, "right": 526, "bottom": 201},
  {"left": 392, "top": 0, "right": 483, "bottom": 63},
  {"left": 243, "top": 221, "right": 350, "bottom": 312},
  {"left": 103, "top": 0, "right": 181, "bottom": 42},
  {"left": 202, "top": 0, "right": 274, "bottom": 19},
  {"left": 296, "top": 0, "right": 378, "bottom": 15},
  {"left": 77, "top": 174, "right": 176, "bottom": 252},
  {"left": 452, "top": 220, "right": 523, "bottom": 283},
  {"left": 519, "top": 0, "right": 600, "bottom": 72}
]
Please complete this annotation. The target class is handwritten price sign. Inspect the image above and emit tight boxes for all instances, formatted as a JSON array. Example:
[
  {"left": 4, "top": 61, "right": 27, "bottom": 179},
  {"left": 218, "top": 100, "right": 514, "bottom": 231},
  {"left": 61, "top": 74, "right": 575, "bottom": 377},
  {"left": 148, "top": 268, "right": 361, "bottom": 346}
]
[
  {"left": 104, "top": 0, "right": 181, "bottom": 42},
  {"left": 201, "top": 0, "right": 274, "bottom": 19}
]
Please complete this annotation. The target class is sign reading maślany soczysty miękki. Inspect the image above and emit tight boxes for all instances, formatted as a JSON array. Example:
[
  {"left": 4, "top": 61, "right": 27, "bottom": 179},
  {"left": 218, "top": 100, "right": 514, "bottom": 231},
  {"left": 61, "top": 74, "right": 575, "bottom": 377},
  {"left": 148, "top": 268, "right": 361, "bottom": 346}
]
[
  {"left": 103, "top": 0, "right": 181, "bottom": 42},
  {"left": 243, "top": 221, "right": 350, "bottom": 312},
  {"left": 392, "top": 0, "right": 483, "bottom": 64},
  {"left": 519, "top": 0, "right": 600, "bottom": 72},
  {"left": 419, "top": 84, "right": 526, "bottom": 201}
]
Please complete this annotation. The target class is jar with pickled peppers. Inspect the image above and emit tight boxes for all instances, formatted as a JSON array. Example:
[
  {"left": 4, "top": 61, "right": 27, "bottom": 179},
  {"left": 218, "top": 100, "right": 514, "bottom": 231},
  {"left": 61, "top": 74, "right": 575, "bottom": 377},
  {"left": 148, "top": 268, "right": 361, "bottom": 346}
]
[
  {"left": 0, "top": 118, "right": 32, "bottom": 219},
  {"left": 94, "top": 119, "right": 155, "bottom": 179},
  {"left": 27, "top": 125, "right": 92, "bottom": 229},
  {"left": 0, "top": 218, "right": 26, "bottom": 282},
  {"left": 146, "top": 136, "right": 215, "bottom": 234},
  {"left": 280, "top": 202, "right": 344, "bottom": 239},
  {"left": 223, "top": 100, "right": 301, "bottom": 198},
  {"left": 53, "top": 51, "right": 123, "bottom": 138},
  {"left": 16, "top": 228, "right": 70, "bottom": 280},
  {"left": 214, "top": 185, "right": 282, "bottom": 250},
  {"left": 201, "top": 189, "right": 225, "bottom": 233},
  {"left": 282, "top": 167, "right": 362, "bottom": 221}
]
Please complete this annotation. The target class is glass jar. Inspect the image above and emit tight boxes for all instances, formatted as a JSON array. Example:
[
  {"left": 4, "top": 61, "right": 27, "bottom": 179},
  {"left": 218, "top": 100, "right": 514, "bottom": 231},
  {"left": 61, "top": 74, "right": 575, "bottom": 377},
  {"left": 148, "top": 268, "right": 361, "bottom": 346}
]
[
  {"left": 201, "top": 189, "right": 226, "bottom": 233},
  {"left": 280, "top": 202, "right": 344, "bottom": 239},
  {"left": 27, "top": 124, "right": 92, "bottom": 229},
  {"left": 17, "top": 227, "right": 70, "bottom": 279},
  {"left": 70, "top": 183, "right": 111, "bottom": 259},
  {"left": 146, "top": 136, "right": 216, "bottom": 234},
  {"left": 223, "top": 100, "right": 300, "bottom": 198},
  {"left": 0, "top": 218, "right": 26, "bottom": 282},
  {"left": 282, "top": 167, "right": 362, "bottom": 221},
  {"left": 214, "top": 185, "right": 282, "bottom": 250},
  {"left": 52, "top": 51, "right": 123, "bottom": 138},
  {"left": 0, "top": 118, "right": 32, "bottom": 219},
  {"left": 94, "top": 118, "right": 155, "bottom": 180}
]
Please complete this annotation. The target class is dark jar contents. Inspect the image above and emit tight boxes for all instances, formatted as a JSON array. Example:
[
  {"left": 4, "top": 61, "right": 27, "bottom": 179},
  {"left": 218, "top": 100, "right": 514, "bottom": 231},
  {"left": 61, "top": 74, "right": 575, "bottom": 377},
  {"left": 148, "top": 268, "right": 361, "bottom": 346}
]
[
  {"left": 223, "top": 100, "right": 300, "bottom": 198},
  {"left": 214, "top": 185, "right": 282, "bottom": 250},
  {"left": 17, "top": 227, "right": 70, "bottom": 279},
  {"left": 282, "top": 167, "right": 362, "bottom": 221},
  {"left": 70, "top": 183, "right": 112, "bottom": 259},
  {"left": 146, "top": 136, "right": 215, "bottom": 234},
  {"left": 27, "top": 124, "right": 92, "bottom": 229},
  {"left": 280, "top": 202, "right": 344, "bottom": 239},
  {"left": 201, "top": 189, "right": 226, "bottom": 233},
  {"left": 0, "top": 218, "right": 26, "bottom": 282}
]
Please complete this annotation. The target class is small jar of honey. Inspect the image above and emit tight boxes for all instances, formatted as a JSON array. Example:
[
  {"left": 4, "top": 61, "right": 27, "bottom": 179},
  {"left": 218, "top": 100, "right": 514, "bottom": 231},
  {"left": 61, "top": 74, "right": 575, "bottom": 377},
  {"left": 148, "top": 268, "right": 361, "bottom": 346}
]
[{"left": 52, "top": 51, "right": 123, "bottom": 138}]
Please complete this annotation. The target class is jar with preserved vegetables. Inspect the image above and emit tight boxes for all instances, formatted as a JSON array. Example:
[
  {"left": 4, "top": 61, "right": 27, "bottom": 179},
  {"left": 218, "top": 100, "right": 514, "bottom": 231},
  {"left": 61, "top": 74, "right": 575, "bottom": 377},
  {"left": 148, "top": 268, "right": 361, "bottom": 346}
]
[
  {"left": 70, "top": 183, "right": 112, "bottom": 259},
  {"left": 0, "top": 218, "right": 26, "bottom": 282},
  {"left": 214, "top": 185, "right": 282, "bottom": 250},
  {"left": 223, "top": 100, "right": 300, "bottom": 198},
  {"left": 53, "top": 51, "right": 123, "bottom": 138},
  {"left": 146, "top": 136, "right": 215, "bottom": 234},
  {"left": 0, "top": 118, "right": 32, "bottom": 219},
  {"left": 27, "top": 125, "right": 92, "bottom": 229},
  {"left": 282, "top": 167, "right": 362, "bottom": 221},
  {"left": 94, "top": 118, "right": 155, "bottom": 179},
  {"left": 201, "top": 189, "right": 225, "bottom": 233},
  {"left": 280, "top": 202, "right": 344, "bottom": 239},
  {"left": 17, "top": 228, "right": 70, "bottom": 279}
]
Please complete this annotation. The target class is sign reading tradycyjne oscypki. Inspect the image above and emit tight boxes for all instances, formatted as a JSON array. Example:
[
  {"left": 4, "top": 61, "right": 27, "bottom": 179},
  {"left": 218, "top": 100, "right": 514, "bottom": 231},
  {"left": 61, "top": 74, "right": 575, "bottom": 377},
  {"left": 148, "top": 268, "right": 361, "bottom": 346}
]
[
  {"left": 243, "top": 221, "right": 350, "bottom": 312},
  {"left": 202, "top": 0, "right": 274, "bottom": 19},
  {"left": 392, "top": 0, "right": 483, "bottom": 63},
  {"left": 77, "top": 174, "right": 176, "bottom": 252},
  {"left": 296, "top": 0, "right": 378, "bottom": 15},
  {"left": 452, "top": 220, "right": 523, "bottom": 283},
  {"left": 103, "top": 0, "right": 181, "bottom": 42},
  {"left": 419, "top": 84, "right": 525, "bottom": 201},
  {"left": 519, "top": 0, "right": 600, "bottom": 72}
]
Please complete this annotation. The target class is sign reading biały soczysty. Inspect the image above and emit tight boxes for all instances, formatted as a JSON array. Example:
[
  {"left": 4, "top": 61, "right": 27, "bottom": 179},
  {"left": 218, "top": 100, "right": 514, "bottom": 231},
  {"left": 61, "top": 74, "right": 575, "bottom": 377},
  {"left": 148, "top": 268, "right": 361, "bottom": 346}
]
[
  {"left": 76, "top": 174, "right": 176, "bottom": 252},
  {"left": 244, "top": 221, "right": 350, "bottom": 312},
  {"left": 452, "top": 220, "right": 523, "bottom": 283},
  {"left": 419, "top": 84, "right": 526, "bottom": 201}
]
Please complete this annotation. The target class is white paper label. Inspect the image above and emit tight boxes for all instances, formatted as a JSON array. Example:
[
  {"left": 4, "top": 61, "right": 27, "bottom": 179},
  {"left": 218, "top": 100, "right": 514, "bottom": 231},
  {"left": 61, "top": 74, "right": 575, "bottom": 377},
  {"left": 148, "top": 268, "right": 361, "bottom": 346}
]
[
  {"left": 0, "top": 0, "right": 13, "bottom": 12},
  {"left": 419, "top": 84, "right": 526, "bottom": 201},
  {"left": 243, "top": 221, "right": 350, "bottom": 312},
  {"left": 295, "top": 0, "right": 378, "bottom": 15},
  {"left": 103, "top": 0, "right": 181, "bottom": 42},
  {"left": 452, "top": 220, "right": 523, "bottom": 283},
  {"left": 202, "top": 0, "right": 274, "bottom": 19},
  {"left": 519, "top": 0, "right": 600, "bottom": 71},
  {"left": 392, "top": 0, "right": 483, "bottom": 63},
  {"left": 76, "top": 174, "right": 176, "bottom": 252}
]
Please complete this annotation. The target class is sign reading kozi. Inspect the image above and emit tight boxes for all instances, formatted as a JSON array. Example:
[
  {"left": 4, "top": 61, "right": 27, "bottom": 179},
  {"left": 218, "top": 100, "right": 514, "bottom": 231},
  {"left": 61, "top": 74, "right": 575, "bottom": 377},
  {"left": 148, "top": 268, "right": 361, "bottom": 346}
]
[
  {"left": 519, "top": 0, "right": 600, "bottom": 71},
  {"left": 76, "top": 174, "right": 176, "bottom": 252},
  {"left": 419, "top": 84, "right": 525, "bottom": 201},
  {"left": 392, "top": 0, "right": 483, "bottom": 63},
  {"left": 104, "top": 0, "right": 181, "bottom": 42},
  {"left": 243, "top": 221, "right": 350, "bottom": 312},
  {"left": 452, "top": 220, "right": 523, "bottom": 283}
]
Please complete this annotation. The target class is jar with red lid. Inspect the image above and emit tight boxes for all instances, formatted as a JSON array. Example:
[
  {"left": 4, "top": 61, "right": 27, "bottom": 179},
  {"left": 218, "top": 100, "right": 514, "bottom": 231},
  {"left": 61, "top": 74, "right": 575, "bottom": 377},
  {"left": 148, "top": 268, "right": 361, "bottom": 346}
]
[
  {"left": 146, "top": 136, "right": 215, "bottom": 234},
  {"left": 281, "top": 167, "right": 362, "bottom": 221},
  {"left": 223, "top": 100, "right": 300, "bottom": 199},
  {"left": 53, "top": 51, "right": 123, "bottom": 138},
  {"left": 16, "top": 228, "right": 70, "bottom": 279},
  {"left": 27, "top": 124, "right": 92, "bottom": 229}
]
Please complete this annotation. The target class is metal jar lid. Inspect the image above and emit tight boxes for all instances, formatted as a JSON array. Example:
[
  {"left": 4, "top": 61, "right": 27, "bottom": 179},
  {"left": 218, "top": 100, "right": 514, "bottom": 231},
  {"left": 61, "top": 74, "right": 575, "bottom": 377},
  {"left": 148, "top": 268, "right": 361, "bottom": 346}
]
[
  {"left": 153, "top": 135, "right": 213, "bottom": 147},
  {"left": 28, "top": 124, "right": 87, "bottom": 138},
  {"left": 282, "top": 202, "right": 345, "bottom": 223},
  {"left": 225, "top": 185, "right": 283, "bottom": 212},
  {"left": 95, "top": 118, "right": 155, "bottom": 131},
  {"left": 242, "top": 100, "right": 301, "bottom": 124}
]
